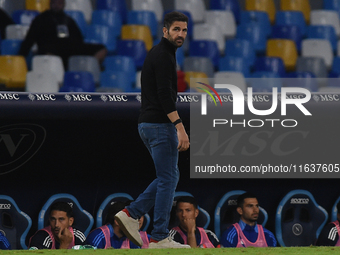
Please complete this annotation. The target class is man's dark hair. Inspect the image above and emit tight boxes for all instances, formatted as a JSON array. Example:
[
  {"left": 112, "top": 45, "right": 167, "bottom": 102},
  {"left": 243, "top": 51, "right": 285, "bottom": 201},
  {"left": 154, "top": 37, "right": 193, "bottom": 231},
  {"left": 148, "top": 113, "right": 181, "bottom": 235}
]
[
  {"left": 105, "top": 201, "right": 127, "bottom": 225},
  {"left": 176, "top": 196, "right": 198, "bottom": 210},
  {"left": 237, "top": 192, "right": 257, "bottom": 208},
  {"left": 50, "top": 201, "right": 73, "bottom": 218},
  {"left": 163, "top": 11, "right": 188, "bottom": 30}
]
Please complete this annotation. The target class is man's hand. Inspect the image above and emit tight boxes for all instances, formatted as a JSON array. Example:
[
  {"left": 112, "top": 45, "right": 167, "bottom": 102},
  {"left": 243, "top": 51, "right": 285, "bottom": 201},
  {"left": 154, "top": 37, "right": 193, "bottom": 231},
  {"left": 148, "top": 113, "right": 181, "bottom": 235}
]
[
  {"left": 177, "top": 127, "right": 190, "bottom": 151},
  {"left": 183, "top": 218, "right": 197, "bottom": 248},
  {"left": 58, "top": 227, "right": 73, "bottom": 249}
]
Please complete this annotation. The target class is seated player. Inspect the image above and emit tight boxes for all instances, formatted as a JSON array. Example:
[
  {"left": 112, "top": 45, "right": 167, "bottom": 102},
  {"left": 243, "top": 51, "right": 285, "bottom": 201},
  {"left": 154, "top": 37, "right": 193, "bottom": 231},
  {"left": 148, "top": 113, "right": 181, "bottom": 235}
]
[
  {"left": 169, "top": 196, "right": 220, "bottom": 248},
  {"left": 221, "top": 192, "right": 277, "bottom": 248},
  {"left": 29, "top": 202, "right": 86, "bottom": 249},
  {"left": 317, "top": 201, "right": 340, "bottom": 246},
  {"left": 86, "top": 201, "right": 149, "bottom": 249}
]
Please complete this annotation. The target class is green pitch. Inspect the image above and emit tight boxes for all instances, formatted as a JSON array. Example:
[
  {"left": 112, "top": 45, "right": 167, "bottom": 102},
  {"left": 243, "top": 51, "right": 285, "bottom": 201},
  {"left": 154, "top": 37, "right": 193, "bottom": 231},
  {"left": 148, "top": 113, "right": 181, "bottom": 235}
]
[{"left": 2, "top": 247, "right": 340, "bottom": 255}]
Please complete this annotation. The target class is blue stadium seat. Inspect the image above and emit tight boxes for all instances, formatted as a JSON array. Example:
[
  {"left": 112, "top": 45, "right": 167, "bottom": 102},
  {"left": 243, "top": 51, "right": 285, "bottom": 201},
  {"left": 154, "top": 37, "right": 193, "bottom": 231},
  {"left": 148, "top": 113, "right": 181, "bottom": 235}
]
[
  {"left": 65, "top": 10, "right": 87, "bottom": 37},
  {"left": 275, "top": 11, "right": 307, "bottom": 36},
  {"left": 331, "top": 195, "right": 340, "bottom": 222},
  {"left": 271, "top": 25, "right": 302, "bottom": 51},
  {"left": 96, "top": 0, "right": 128, "bottom": 23},
  {"left": 275, "top": 189, "right": 328, "bottom": 247},
  {"left": 284, "top": 71, "right": 318, "bottom": 92},
  {"left": 91, "top": 10, "right": 122, "bottom": 34},
  {"left": 225, "top": 39, "right": 256, "bottom": 67},
  {"left": 209, "top": 0, "right": 241, "bottom": 23},
  {"left": 12, "top": 10, "right": 39, "bottom": 25},
  {"left": 249, "top": 71, "right": 282, "bottom": 92},
  {"left": 0, "top": 195, "right": 32, "bottom": 249},
  {"left": 307, "top": 25, "right": 337, "bottom": 52},
  {"left": 163, "top": 10, "right": 193, "bottom": 38},
  {"left": 1, "top": 39, "right": 22, "bottom": 55},
  {"left": 103, "top": 55, "right": 136, "bottom": 85},
  {"left": 116, "top": 40, "right": 147, "bottom": 69},
  {"left": 189, "top": 40, "right": 220, "bottom": 69},
  {"left": 240, "top": 11, "right": 271, "bottom": 36},
  {"left": 183, "top": 56, "right": 215, "bottom": 78},
  {"left": 219, "top": 56, "right": 250, "bottom": 77},
  {"left": 99, "top": 70, "right": 133, "bottom": 92},
  {"left": 254, "top": 56, "right": 286, "bottom": 77},
  {"left": 324, "top": 0, "right": 340, "bottom": 19},
  {"left": 168, "top": 191, "right": 210, "bottom": 230},
  {"left": 214, "top": 190, "right": 268, "bottom": 240},
  {"left": 236, "top": 23, "right": 267, "bottom": 54},
  {"left": 330, "top": 56, "right": 340, "bottom": 75},
  {"left": 176, "top": 45, "right": 185, "bottom": 69},
  {"left": 127, "top": 10, "right": 158, "bottom": 38},
  {"left": 85, "top": 24, "right": 117, "bottom": 54},
  {"left": 96, "top": 193, "right": 150, "bottom": 232},
  {"left": 60, "top": 71, "right": 96, "bottom": 92},
  {"left": 38, "top": 193, "right": 94, "bottom": 236}
]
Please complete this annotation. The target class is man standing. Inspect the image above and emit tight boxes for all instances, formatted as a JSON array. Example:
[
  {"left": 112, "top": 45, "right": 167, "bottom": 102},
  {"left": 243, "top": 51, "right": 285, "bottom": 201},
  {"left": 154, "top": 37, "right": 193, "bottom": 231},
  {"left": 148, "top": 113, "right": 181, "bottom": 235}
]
[
  {"left": 316, "top": 202, "right": 340, "bottom": 246},
  {"left": 29, "top": 202, "right": 86, "bottom": 249},
  {"left": 115, "top": 11, "right": 190, "bottom": 249},
  {"left": 86, "top": 201, "right": 149, "bottom": 249},
  {"left": 170, "top": 196, "right": 220, "bottom": 248},
  {"left": 221, "top": 193, "right": 277, "bottom": 248}
]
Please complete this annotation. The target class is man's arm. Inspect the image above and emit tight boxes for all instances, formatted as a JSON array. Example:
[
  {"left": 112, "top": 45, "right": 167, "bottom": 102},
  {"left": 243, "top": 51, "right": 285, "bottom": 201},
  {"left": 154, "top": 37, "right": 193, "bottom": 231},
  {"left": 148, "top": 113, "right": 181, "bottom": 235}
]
[
  {"left": 263, "top": 228, "right": 277, "bottom": 247},
  {"left": 18, "top": 17, "right": 40, "bottom": 56},
  {"left": 58, "top": 227, "right": 74, "bottom": 249},
  {"left": 220, "top": 226, "right": 238, "bottom": 247},
  {"left": 29, "top": 230, "right": 52, "bottom": 249},
  {"left": 316, "top": 223, "right": 338, "bottom": 246},
  {"left": 205, "top": 230, "right": 221, "bottom": 248},
  {"left": 86, "top": 229, "right": 105, "bottom": 248},
  {"left": 167, "top": 111, "right": 189, "bottom": 151}
]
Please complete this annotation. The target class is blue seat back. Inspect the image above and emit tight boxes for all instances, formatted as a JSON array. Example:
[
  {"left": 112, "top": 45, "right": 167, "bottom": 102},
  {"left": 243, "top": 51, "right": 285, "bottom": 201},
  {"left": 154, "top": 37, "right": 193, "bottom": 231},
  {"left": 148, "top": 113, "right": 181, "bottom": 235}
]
[
  {"left": 85, "top": 24, "right": 117, "bottom": 53},
  {"left": 284, "top": 71, "right": 318, "bottom": 92},
  {"left": 65, "top": 10, "right": 87, "bottom": 36},
  {"left": 249, "top": 71, "right": 282, "bottom": 92},
  {"left": 275, "top": 189, "right": 328, "bottom": 247},
  {"left": 96, "top": 193, "right": 150, "bottom": 232},
  {"left": 241, "top": 11, "right": 271, "bottom": 36},
  {"left": 219, "top": 56, "right": 250, "bottom": 77},
  {"left": 0, "top": 195, "right": 32, "bottom": 249},
  {"left": 176, "top": 45, "right": 185, "bottom": 69},
  {"left": 128, "top": 10, "right": 158, "bottom": 38},
  {"left": 92, "top": 10, "right": 122, "bottom": 32},
  {"left": 38, "top": 193, "right": 94, "bottom": 236},
  {"left": 100, "top": 70, "right": 133, "bottom": 92},
  {"left": 307, "top": 25, "right": 337, "bottom": 51},
  {"left": 116, "top": 40, "right": 147, "bottom": 69},
  {"left": 254, "top": 57, "right": 286, "bottom": 77},
  {"left": 214, "top": 190, "right": 268, "bottom": 240},
  {"left": 225, "top": 39, "right": 256, "bottom": 67},
  {"left": 275, "top": 11, "right": 306, "bottom": 36},
  {"left": 271, "top": 25, "right": 302, "bottom": 51},
  {"left": 60, "top": 71, "right": 95, "bottom": 92},
  {"left": 236, "top": 23, "right": 267, "bottom": 53},
  {"left": 96, "top": 0, "right": 128, "bottom": 23},
  {"left": 168, "top": 191, "right": 210, "bottom": 230},
  {"left": 331, "top": 196, "right": 340, "bottom": 222},
  {"left": 12, "top": 10, "right": 39, "bottom": 25},
  {"left": 209, "top": 0, "right": 241, "bottom": 23},
  {"left": 103, "top": 55, "right": 136, "bottom": 84},
  {"left": 1, "top": 39, "right": 22, "bottom": 55},
  {"left": 189, "top": 40, "right": 220, "bottom": 68}
]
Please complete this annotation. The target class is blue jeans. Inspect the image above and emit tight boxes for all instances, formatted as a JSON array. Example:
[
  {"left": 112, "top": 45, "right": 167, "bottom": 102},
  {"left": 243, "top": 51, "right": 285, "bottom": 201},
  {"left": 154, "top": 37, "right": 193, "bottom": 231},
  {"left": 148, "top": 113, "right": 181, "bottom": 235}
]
[{"left": 126, "top": 123, "right": 179, "bottom": 241}]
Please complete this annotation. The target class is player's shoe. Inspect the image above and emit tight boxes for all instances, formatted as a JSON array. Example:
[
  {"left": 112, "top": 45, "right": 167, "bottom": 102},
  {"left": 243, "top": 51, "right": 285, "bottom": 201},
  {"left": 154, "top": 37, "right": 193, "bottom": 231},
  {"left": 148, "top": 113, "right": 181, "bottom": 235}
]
[
  {"left": 115, "top": 209, "right": 143, "bottom": 247},
  {"left": 149, "top": 237, "right": 191, "bottom": 249}
]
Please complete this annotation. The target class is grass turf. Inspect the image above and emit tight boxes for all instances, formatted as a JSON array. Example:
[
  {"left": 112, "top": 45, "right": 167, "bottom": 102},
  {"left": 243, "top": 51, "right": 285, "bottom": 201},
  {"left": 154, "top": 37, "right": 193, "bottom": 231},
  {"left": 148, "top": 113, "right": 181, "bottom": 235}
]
[{"left": 2, "top": 247, "right": 340, "bottom": 255}]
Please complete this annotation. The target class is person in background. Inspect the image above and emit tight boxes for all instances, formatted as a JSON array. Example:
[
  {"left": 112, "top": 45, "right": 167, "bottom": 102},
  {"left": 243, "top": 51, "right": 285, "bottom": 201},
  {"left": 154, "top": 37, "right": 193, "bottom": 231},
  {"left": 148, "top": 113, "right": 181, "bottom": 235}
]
[
  {"left": 0, "top": 231, "right": 11, "bottom": 250},
  {"left": 170, "top": 196, "right": 220, "bottom": 248},
  {"left": 86, "top": 201, "right": 149, "bottom": 249},
  {"left": 18, "top": 0, "right": 107, "bottom": 68},
  {"left": 28, "top": 201, "right": 86, "bottom": 249},
  {"left": 316, "top": 201, "right": 340, "bottom": 246},
  {"left": 221, "top": 192, "right": 277, "bottom": 248}
]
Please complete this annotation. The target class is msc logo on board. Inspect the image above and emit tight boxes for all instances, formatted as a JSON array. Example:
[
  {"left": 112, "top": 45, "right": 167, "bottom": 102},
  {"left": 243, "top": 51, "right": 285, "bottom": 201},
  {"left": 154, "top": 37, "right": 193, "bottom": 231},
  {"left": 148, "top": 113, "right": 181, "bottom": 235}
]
[
  {"left": 0, "top": 124, "right": 46, "bottom": 175},
  {"left": 64, "top": 94, "right": 92, "bottom": 102}
]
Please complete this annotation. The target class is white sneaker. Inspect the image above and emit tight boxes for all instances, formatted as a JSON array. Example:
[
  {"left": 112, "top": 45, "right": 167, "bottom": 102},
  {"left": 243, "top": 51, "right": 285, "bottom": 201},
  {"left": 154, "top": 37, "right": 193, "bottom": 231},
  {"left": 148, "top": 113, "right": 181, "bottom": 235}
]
[
  {"left": 115, "top": 210, "right": 143, "bottom": 247},
  {"left": 149, "top": 237, "right": 191, "bottom": 249}
]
